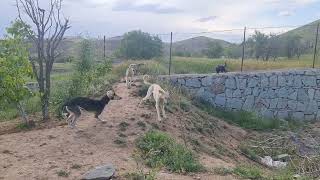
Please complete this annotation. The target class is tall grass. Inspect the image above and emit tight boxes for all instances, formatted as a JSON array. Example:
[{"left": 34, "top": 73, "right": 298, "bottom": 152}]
[
  {"left": 136, "top": 131, "right": 203, "bottom": 173},
  {"left": 169, "top": 55, "right": 317, "bottom": 74}
]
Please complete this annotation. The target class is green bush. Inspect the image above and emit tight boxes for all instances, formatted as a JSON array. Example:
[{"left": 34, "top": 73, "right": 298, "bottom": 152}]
[{"left": 136, "top": 131, "right": 203, "bottom": 173}]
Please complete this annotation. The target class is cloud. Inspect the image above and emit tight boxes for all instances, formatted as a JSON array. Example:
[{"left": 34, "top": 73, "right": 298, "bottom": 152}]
[
  {"left": 112, "top": 1, "right": 182, "bottom": 14},
  {"left": 196, "top": 16, "right": 217, "bottom": 22},
  {"left": 278, "top": 10, "right": 294, "bottom": 16}
]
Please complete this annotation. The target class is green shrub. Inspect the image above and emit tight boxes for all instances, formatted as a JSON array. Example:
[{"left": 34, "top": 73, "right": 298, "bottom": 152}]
[
  {"left": 136, "top": 131, "right": 203, "bottom": 173},
  {"left": 233, "top": 165, "right": 264, "bottom": 179}
]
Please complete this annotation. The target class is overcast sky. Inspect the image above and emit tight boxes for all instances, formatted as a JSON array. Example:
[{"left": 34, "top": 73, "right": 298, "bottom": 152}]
[{"left": 1, "top": 0, "right": 320, "bottom": 42}]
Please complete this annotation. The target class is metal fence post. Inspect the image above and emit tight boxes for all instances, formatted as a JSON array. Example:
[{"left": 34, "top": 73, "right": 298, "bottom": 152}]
[
  {"left": 241, "top": 27, "right": 246, "bottom": 72},
  {"left": 169, "top": 32, "right": 173, "bottom": 75},
  {"left": 103, "top": 35, "right": 106, "bottom": 59},
  {"left": 313, "top": 23, "right": 319, "bottom": 68}
]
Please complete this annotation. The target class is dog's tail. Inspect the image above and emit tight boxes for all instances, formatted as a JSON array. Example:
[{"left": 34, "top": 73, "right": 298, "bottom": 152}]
[{"left": 143, "top": 75, "right": 152, "bottom": 86}]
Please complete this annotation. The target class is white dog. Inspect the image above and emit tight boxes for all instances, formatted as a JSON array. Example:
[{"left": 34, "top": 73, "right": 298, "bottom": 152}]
[
  {"left": 139, "top": 75, "right": 169, "bottom": 121},
  {"left": 125, "top": 63, "right": 145, "bottom": 89},
  {"left": 125, "top": 64, "right": 137, "bottom": 89}
]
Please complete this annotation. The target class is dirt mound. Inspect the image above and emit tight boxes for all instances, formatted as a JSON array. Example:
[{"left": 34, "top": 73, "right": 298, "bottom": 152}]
[{"left": 0, "top": 82, "right": 248, "bottom": 179}]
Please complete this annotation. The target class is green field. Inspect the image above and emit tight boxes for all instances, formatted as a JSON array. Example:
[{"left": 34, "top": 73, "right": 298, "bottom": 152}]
[{"left": 169, "top": 55, "right": 317, "bottom": 74}]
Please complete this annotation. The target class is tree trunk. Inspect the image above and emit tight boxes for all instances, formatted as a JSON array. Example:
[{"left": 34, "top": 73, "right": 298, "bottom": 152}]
[{"left": 42, "top": 65, "right": 51, "bottom": 121}]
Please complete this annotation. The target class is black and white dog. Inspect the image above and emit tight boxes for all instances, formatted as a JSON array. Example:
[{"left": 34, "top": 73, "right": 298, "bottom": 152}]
[
  {"left": 215, "top": 62, "right": 227, "bottom": 74},
  {"left": 62, "top": 90, "right": 121, "bottom": 128}
]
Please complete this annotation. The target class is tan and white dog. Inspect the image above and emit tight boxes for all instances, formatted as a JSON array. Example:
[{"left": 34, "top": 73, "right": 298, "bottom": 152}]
[
  {"left": 125, "top": 64, "right": 137, "bottom": 89},
  {"left": 125, "top": 63, "right": 145, "bottom": 89},
  {"left": 139, "top": 75, "right": 170, "bottom": 121}
]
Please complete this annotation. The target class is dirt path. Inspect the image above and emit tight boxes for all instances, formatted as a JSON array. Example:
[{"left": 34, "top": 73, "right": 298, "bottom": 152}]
[{"left": 0, "top": 82, "right": 237, "bottom": 180}]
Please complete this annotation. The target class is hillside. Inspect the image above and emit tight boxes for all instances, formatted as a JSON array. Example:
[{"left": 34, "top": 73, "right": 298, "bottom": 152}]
[
  {"left": 279, "top": 19, "right": 320, "bottom": 44},
  {"left": 0, "top": 80, "right": 248, "bottom": 179},
  {"left": 168, "top": 36, "right": 236, "bottom": 57}
]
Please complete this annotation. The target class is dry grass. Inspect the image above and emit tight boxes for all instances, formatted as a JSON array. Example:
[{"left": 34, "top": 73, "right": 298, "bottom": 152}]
[{"left": 170, "top": 55, "right": 317, "bottom": 74}]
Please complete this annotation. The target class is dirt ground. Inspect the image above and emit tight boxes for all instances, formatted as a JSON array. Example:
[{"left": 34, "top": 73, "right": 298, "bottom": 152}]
[{"left": 0, "top": 82, "right": 246, "bottom": 180}]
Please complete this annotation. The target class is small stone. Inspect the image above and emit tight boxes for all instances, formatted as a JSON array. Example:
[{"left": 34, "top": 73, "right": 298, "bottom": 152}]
[
  {"left": 201, "top": 76, "right": 212, "bottom": 86},
  {"left": 83, "top": 164, "right": 115, "bottom": 180},
  {"left": 232, "top": 89, "right": 242, "bottom": 98},
  {"left": 269, "top": 75, "right": 278, "bottom": 87},
  {"left": 278, "top": 76, "right": 286, "bottom": 87},
  {"left": 248, "top": 78, "right": 259, "bottom": 88},
  {"left": 225, "top": 89, "right": 233, "bottom": 98},
  {"left": 225, "top": 77, "right": 236, "bottom": 89},
  {"left": 242, "top": 96, "right": 255, "bottom": 111},
  {"left": 215, "top": 94, "right": 226, "bottom": 107},
  {"left": 293, "top": 76, "right": 302, "bottom": 87},
  {"left": 237, "top": 78, "right": 247, "bottom": 89},
  {"left": 302, "top": 76, "right": 316, "bottom": 87},
  {"left": 186, "top": 78, "right": 201, "bottom": 88}
]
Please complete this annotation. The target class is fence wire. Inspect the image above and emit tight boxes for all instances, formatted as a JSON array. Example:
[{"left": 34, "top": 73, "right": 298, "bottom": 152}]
[{"left": 86, "top": 23, "right": 320, "bottom": 75}]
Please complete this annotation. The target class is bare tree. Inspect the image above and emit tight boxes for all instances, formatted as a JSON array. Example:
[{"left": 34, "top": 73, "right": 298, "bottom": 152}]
[{"left": 16, "top": 0, "right": 70, "bottom": 120}]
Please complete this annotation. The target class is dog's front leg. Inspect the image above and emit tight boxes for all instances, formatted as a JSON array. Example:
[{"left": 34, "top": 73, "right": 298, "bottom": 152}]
[
  {"left": 161, "top": 102, "right": 167, "bottom": 119},
  {"left": 155, "top": 100, "right": 162, "bottom": 121}
]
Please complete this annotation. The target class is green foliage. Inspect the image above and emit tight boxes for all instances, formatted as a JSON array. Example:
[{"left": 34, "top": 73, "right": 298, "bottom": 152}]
[
  {"left": 76, "top": 39, "right": 92, "bottom": 74},
  {"left": 136, "top": 131, "right": 203, "bottom": 173},
  {"left": 0, "top": 20, "right": 33, "bottom": 122},
  {"left": 204, "top": 42, "right": 223, "bottom": 58},
  {"left": 118, "top": 30, "right": 163, "bottom": 59},
  {"left": 233, "top": 165, "right": 264, "bottom": 179},
  {"left": 5, "top": 19, "right": 33, "bottom": 39}
]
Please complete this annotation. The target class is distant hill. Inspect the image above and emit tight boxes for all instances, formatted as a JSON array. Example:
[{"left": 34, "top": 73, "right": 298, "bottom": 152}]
[
  {"left": 167, "top": 36, "right": 236, "bottom": 57},
  {"left": 278, "top": 19, "right": 320, "bottom": 45}
]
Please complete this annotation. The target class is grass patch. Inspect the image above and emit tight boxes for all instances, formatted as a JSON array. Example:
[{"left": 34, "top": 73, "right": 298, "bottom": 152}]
[
  {"left": 194, "top": 100, "right": 282, "bottom": 131},
  {"left": 71, "top": 164, "right": 82, "bottom": 169},
  {"left": 239, "top": 144, "right": 260, "bottom": 162},
  {"left": 136, "top": 131, "right": 203, "bottom": 173},
  {"left": 124, "top": 170, "right": 157, "bottom": 180},
  {"left": 213, "top": 167, "right": 233, "bottom": 176},
  {"left": 114, "top": 137, "right": 127, "bottom": 147},
  {"left": 233, "top": 165, "right": 264, "bottom": 179},
  {"left": 57, "top": 170, "right": 69, "bottom": 177},
  {"left": 118, "top": 121, "right": 130, "bottom": 131},
  {"left": 170, "top": 55, "right": 317, "bottom": 74},
  {"left": 137, "top": 121, "right": 147, "bottom": 130}
]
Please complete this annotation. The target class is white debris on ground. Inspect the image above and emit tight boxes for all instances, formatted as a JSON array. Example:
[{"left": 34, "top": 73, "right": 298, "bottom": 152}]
[{"left": 260, "top": 156, "right": 287, "bottom": 168}]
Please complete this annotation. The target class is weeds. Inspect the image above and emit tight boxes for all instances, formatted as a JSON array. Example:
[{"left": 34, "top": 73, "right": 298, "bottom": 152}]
[
  {"left": 119, "top": 121, "right": 130, "bottom": 131},
  {"left": 71, "top": 164, "right": 82, "bottom": 169},
  {"left": 137, "top": 121, "right": 147, "bottom": 130},
  {"left": 57, "top": 170, "right": 69, "bottom": 177},
  {"left": 136, "top": 131, "right": 203, "bottom": 173},
  {"left": 213, "top": 167, "right": 233, "bottom": 176},
  {"left": 114, "top": 137, "right": 127, "bottom": 147}
]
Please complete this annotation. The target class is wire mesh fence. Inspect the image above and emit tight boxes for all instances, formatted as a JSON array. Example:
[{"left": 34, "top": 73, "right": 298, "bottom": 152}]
[{"left": 83, "top": 23, "right": 320, "bottom": 75}]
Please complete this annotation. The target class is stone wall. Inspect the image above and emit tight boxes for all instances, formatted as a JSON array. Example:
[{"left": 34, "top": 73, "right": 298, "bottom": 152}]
[{"left": 161, "top": 69, "right": 320, "bottom": 121}]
